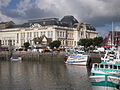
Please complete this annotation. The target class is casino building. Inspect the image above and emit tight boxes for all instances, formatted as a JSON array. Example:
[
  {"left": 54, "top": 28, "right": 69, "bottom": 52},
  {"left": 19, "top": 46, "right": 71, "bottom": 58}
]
[{"left": 0, "top": 16, "right": 98, "bottom": 48}]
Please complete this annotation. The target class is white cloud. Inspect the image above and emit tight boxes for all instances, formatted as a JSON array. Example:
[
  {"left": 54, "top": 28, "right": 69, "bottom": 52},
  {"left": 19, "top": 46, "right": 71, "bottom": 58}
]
[
  {"left": 0, "top": 0, "right": 11, "bottom": 7},
  {"left": 97, "top": 29, "right": 109, "bottom": 37},
  {"left": 115, "top": 26, "right": 120, "bottom": 31},
  {"left": 1, "top": 0, "right": 120, "bottom": 27},
  {"left": 0, "top": 12, "right": 12, "bottom": 21}
]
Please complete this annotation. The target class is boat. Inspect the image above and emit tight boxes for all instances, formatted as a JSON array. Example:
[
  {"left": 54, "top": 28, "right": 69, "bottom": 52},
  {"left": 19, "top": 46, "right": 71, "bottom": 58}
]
[
  {"left": 10, "top": 56, "right": 22, "bottom": 61},
  {"left": 90, "top": 47, "right": 120, "bottom": 89},
  {"left": 90, "top": 61, "right": 120, "bottom": 89},
  {"left": 65, "top": 50, "right": 89, "bottom": 65},
  {"left": 90, "top": 77, "right": 120, "bottom": 90},
  {"left": 101, "top": 49, "right": 120, "bottom": 62}
]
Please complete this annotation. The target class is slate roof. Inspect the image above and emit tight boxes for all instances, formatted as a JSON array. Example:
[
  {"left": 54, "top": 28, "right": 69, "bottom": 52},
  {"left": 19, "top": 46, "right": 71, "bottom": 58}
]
[
  {"left": 0, "top": 16, "right": 96, "bottom": 31},
  {"left": 0, "top": 21, "right": 15, "bottom": 29},
  {"left": 86, "top": 24, "right": 96, "bottom": 31},
  {"left": 28, "top": 18, "right": 59, "bottom": 26},
  {"left": 61, "top": 15, "right": 78, "bottom": 27}
]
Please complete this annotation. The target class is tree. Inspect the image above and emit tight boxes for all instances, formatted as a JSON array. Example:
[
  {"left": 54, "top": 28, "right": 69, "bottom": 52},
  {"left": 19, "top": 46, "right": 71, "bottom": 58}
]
[
  {"left": 49, "top": 40, "right": 61, "bottom": 49},
  {"left": 78, "top": 37, "right": 103, "bottom": 47},
  {"left": 24, "top": 42, "right": 30, "bottom": 51},
  {"left": 93, "top": 37, "right": 103, "bottom": 46},
  {"left": 78, "top": 38, "right": 93, "bottom": 48}
]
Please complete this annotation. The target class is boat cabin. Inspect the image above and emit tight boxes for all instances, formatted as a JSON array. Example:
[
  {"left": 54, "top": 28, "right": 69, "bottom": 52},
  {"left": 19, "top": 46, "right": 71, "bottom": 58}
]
[{"left": 93, "top": 63, "right": 120, "bottom": 70}]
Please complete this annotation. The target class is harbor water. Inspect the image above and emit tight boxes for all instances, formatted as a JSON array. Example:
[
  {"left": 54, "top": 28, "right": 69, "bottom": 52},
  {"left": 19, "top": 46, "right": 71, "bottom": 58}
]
[{"left": 0, "top": 60, "right": 92, "bottom": 90}]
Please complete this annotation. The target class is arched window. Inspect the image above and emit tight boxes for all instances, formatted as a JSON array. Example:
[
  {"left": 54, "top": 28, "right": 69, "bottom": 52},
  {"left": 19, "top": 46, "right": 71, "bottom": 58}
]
[{"left": 94, "top": 64, "right": 98, "bottom": 68}]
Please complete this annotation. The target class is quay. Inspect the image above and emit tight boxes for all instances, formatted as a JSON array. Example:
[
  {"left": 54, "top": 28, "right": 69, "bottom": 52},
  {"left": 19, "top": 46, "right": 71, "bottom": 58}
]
[
  {"left": 0, "top": 51, "right": 66, "bottom": 61},
  {"left": 0, "top": 51, "right": 101, "bottom": 63}
]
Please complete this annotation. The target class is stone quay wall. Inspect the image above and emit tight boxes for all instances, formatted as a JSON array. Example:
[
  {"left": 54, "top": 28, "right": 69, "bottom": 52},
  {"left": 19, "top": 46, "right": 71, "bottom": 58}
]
[
  {"left": 0, "top": 51, "right": 67, "bottom": 61},
  {"left": 0, "top": 51, "right": 101, "bottom": 65}
]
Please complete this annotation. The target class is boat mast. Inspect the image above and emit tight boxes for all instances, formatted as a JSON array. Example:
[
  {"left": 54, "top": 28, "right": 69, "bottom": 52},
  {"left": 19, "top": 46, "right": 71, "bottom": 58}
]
[{"left": 112, "top": 21, "right": 114, "bottom": 47}]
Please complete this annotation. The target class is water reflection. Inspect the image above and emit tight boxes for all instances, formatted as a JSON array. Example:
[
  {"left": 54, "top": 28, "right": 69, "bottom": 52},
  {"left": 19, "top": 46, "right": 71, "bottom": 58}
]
[{"left": 0, "top": 61, "right": 92, "bottom": 90}]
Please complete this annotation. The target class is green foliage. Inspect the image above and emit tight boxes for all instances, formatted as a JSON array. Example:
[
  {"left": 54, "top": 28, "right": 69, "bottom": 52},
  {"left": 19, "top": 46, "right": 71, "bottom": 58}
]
[
  {"left": 78, "top": 38, "right": 93, "bottom": 47},
  {"left": 93, "top": 37, "right": 103, "bottom": 46},
  {"left": 24, "top": 42, "right": 30, "bottom": 51},
  {"left": 78, "top": 37, "right": 103, "bottom": 47},
  {"left": 49, "top": 40, "right": 61, "bottom": 49}
]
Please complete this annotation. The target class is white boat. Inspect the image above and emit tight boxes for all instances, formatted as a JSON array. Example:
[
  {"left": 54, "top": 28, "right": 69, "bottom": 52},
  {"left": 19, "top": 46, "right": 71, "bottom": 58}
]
[
  {"left": 90, "top": 61, "right": 120, "bottom": 89},
  {"left": 90, "top": 49, "right": 120, "bottom": 89},
  {"left": 91, "top": 79, "right": 119, "bottom": 90},
  {"left": 65, "top": 51, "right": 89, "bottom": 65},
  {"left": 10, "top": 56, "right": 22, "bottom": 61},
  {"left": 90, "top": 75, "right": 120, "bottom": 90},
  {"left": 101, "top": 50, "right": 120, "bottom": 62}
]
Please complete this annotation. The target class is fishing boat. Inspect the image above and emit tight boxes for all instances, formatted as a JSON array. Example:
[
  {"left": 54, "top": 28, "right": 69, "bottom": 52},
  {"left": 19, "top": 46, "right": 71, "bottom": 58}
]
[
  {"left": 65, "top": 51, "right": 89, "bottom": 65},
  {"left": 90, "top": 61, "right": 120, "bottom": 89},
  {"left": 10, "top": 56, "right": 22, "bottom": 61},
  {"left": 91, "top": 78, "right": 120, "bottom": 90},
  {"left": 101, "top": 49, "right": 120, "bottom": 62}
]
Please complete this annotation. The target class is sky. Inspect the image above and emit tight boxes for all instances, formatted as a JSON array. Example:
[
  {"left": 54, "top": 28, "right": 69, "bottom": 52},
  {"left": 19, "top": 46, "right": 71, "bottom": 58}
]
[{"left": 0, "top": 0, "right": 120, "bottom": 37}]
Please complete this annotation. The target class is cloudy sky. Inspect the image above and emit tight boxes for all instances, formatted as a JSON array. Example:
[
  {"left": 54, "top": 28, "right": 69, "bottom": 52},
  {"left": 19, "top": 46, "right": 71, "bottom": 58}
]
[{"left": 0, "top": 0, "right": 120, "bottom": 36}]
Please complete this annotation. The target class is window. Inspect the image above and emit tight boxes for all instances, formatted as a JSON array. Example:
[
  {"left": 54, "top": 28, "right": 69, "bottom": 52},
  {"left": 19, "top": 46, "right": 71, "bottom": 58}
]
[
  {"left": 118, "top": 66, "right": 120, "bottom": 69},
  {"left": 41, "top": 32, "right": 43, "bottom": 35},
  {"left": 57, "top": 31, "right": 59, "bottom": 37},
  {"left": 17, "top": 33, "right": 19, "bottom": 43},
  {"left": 48, "top": 31, "right": 50, "bottom": 37},
  {"left": 3, "top": 40, "right": 4, "bottom": 45},
  {"left": 113, "top": 65, "right": 117, "bottom": 69},
  {"left": 68, "top": 33, "right": 69, "bottom": 38},
  {"left": 74, "top": 41, "right": 76, "bottom": 46},
  {"left": 110, "top": 65, "right": 113, "bottom": 69},
  {"left": 63, "top": 40, "right": 64, "bottom": 45},
  {"left": 94, "top": 64, "right": 98, "bottom": 68},
  {"left": 30, "top": 32, "right": 32, "bottom": 37},
  {"left": 27, "top": 32, "right": 29, "bottom": 37},
  {"left": 105, "top": 65, "right": 108, "bottom": 68},
  {"left": 100, "top": 64, "right": 104, "bottom": 68},
  {"left": 60, "top": 32, "right": 62, "bottom": 37},
  {"left": 5, "top": 40, "right": 7, "bottom": 45},
  {"left": 34, "top": 32, "right": 36, "bottom": 37},
  {"left": 37, "top": 32, "right": 39, "bottom": 37},
  {"left": 23, "top": 33, "right": 25, "bottom": 38},
  {"left": 63, "top": 32, "right": 64, "bottom": 37},
  {"left": 43, "top": 31, "right": 45, "bottom": 35},
  {"left": 51, "top": 31, "right": 53, "bottom": 37},
  {"left": 13, "top": 40, "right": 15, "bottom": 45}
]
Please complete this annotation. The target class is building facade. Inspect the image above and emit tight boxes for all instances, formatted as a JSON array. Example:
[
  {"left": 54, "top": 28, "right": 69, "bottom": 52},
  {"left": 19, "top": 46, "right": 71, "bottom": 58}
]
[
  {"left": 0, "top": 16, "right": 98, "bottom": 48},
  {"left": 105, "top": 31, "right": 120, "bottom": 46}
]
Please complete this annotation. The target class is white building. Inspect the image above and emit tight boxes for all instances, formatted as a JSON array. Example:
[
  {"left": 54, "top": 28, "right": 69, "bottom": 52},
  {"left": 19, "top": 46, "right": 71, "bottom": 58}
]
[{"left": 0, "top": 17, "right": 98, "bottom": 48}]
